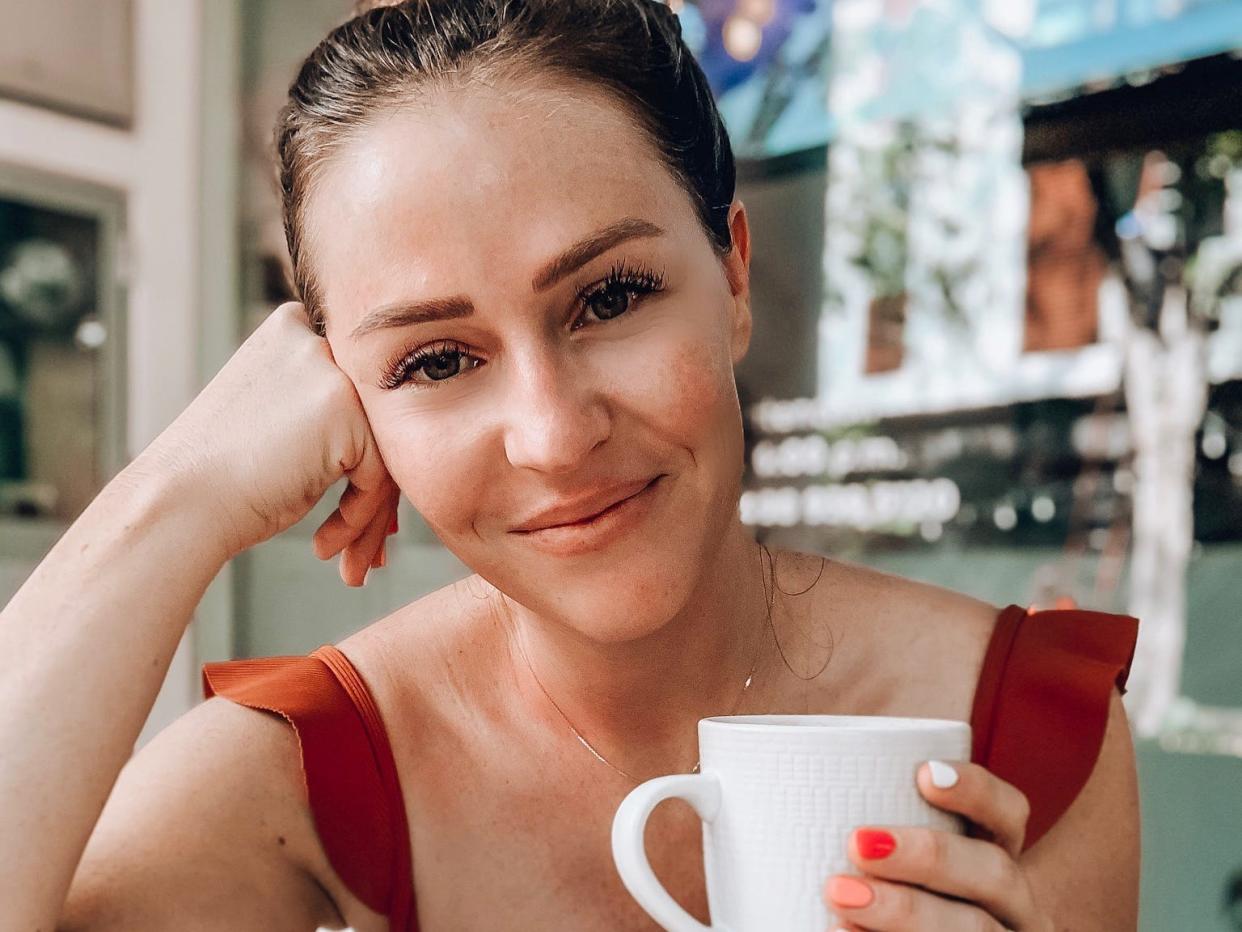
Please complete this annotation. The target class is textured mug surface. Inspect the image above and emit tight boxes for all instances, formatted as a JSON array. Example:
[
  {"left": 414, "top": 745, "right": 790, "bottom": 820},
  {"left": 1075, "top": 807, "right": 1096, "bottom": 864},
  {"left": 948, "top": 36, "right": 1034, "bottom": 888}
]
[{"left": 611, "top": 714, "right": 971, "bottom": 932}]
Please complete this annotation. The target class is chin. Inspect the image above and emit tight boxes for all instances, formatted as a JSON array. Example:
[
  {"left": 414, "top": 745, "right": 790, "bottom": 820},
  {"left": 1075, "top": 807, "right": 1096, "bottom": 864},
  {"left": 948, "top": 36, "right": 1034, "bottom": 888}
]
[
  {"left": 456, "top": 467, "right": 743, "bottom": 639},
  {"left": 538, "top": 550, "right": 693, "bottom": 636},
  {"left": 477, "top": 533, "right": 704, "bottom": 644}
]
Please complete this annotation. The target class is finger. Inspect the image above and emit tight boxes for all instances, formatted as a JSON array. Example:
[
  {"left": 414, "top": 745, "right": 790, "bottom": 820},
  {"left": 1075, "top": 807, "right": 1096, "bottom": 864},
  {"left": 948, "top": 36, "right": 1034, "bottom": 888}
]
[
  {"left": 339, "top": 494, "right": 394, "bottom": 587},
  {"left": 312, "top": 481, "right": 398, "bottom": 561},
  {"left": 313, "top": 492, "right": 382, "bottom": 560},
  {"left": 848, "top": 826, "right": 1036, "bottom": 927},
  {"left": 338, "top": 477, "right": 382, "bottom": 529},
  {"left": 322, "top": 375, "right": 396, "bottom": 567},
  {"left": 342, "top": 413, "right": 395, "bottom": 502},
  {"left": 312, "top": 500, "right": 374, "bottom": 562},
  {"left": 824, "top": 874, "right": 1007, "bottom": 931},
  {"left": 916, "top": 760, "right": 1030, "bottom": 858},
  {"left": 313, "top": 484, "right": 397, "bottom": 577},
  {"left": 312, "top": 507, "right": 350, "bottom": 560}
]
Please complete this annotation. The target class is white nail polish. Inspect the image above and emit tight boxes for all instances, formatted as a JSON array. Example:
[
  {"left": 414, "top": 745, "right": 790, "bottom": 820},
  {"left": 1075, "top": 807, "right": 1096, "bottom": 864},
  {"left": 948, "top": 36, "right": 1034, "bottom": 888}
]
[{"left": 928, "top": 759, "right": 959, "bottom": 789}]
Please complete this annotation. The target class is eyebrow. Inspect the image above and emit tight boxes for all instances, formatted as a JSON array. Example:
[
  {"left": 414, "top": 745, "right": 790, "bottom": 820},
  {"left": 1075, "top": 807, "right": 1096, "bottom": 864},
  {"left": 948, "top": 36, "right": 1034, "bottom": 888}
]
[{"left": 349, "top": 217, "right": 666, "bottom": 340}]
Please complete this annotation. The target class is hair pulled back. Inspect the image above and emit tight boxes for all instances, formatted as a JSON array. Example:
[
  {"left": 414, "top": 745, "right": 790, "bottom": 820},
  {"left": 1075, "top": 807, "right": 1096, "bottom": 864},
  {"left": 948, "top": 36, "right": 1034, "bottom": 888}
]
[{"left": 277, "top": 0, "right": 736, "bottom": 336}]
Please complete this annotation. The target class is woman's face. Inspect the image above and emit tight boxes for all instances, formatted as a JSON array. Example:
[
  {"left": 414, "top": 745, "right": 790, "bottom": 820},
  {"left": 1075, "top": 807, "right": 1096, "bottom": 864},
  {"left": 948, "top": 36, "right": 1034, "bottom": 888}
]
[{"left": 308, "top": 78, "right": 753, "bottom": 641}]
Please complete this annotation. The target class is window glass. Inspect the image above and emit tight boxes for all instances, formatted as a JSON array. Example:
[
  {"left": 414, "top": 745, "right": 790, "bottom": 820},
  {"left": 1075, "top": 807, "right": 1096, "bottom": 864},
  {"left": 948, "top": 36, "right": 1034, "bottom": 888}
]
[{"left": 0, "top": 197, "right": 111, "bottom": 522}]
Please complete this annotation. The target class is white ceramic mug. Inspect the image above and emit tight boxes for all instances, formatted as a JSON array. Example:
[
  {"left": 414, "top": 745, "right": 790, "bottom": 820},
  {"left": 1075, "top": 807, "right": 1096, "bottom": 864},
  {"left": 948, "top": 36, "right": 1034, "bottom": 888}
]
[{"left": 611, "top": 714, "right": 971, "bottom": 932}]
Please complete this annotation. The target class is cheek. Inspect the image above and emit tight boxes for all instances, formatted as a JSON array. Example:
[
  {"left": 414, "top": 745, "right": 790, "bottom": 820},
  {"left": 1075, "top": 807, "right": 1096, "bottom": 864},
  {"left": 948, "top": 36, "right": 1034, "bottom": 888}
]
[
  {"left": 367, "top": 403, "right": 493, "bottom": 539},
  {"left": 654, "top": 343, "right": 732, "bottom": 439},
  {"left": 625, "top": 314, "right": 740, "bottom": 451},
  {"left": 573, "top": 321, "right": 746, "bottom": 526}
]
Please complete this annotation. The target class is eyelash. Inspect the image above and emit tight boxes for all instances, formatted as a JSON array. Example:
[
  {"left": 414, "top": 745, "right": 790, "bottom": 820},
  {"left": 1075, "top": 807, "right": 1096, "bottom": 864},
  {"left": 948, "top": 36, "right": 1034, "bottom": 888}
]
[{"left": 378, "top": 261, "right": 667, "bottom": 390}]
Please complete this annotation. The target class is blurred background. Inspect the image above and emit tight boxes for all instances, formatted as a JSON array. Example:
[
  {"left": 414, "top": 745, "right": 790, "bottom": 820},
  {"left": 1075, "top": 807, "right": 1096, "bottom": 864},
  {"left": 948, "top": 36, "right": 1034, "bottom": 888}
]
[{"left": 2, "top": 0, "right": 1241, "bottom": 927}]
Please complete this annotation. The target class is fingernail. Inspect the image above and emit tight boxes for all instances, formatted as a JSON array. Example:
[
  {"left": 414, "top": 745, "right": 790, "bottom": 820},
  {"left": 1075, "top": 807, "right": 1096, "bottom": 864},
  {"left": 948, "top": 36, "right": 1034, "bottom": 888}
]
[
  {"left": 388, "top": 513, "right": 399, "bottom": 535},
  {"left": 826, "top": 876, "right": 874, "bottom": 909},
  {"left": 855, "top": 828, "right": 896, "bottom": 860},
  {"left": 928, "top": 760, "right": 959, "bottom": 789},
  {"left": 362, "top": 566, "right": 371, "bottom": 586},
  {"left": 378, "top": 541, "right": 387, "bottom": 568}
]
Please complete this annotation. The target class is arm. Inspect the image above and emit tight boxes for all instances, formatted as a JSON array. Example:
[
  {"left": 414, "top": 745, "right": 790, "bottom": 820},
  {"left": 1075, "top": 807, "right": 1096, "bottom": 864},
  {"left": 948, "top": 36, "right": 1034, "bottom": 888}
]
[
  {"left": 0, "top": 461, "right": 233, "bottom": 929},
  {"left": 1, "top": 303, "right": 398, "bottom": 930},
  {"left": 58, "top": 696, "right": 346, "bottom": 932}
]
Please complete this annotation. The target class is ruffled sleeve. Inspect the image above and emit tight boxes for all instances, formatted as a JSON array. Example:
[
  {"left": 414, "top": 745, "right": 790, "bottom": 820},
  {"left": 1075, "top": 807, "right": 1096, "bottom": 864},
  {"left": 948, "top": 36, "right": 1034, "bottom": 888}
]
[
  {"left": 969, "top": 605, "right": 1139, "bottom": 851},
  {"left": 202, "top": 646, "right": 415, "bottom": 929}
]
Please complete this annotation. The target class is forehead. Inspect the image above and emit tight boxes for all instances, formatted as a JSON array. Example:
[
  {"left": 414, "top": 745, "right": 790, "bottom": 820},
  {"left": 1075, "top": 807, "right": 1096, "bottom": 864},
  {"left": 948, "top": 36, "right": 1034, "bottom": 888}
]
[{"left": 303, "top": 78, "right": 696, "bottom": 337}]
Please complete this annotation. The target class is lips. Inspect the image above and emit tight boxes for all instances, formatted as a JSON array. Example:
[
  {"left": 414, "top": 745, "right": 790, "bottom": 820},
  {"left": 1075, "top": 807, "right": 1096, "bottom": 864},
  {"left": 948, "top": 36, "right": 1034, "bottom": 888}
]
[{"left": 511, "top": 477, "right": 658, "bottom": 532}]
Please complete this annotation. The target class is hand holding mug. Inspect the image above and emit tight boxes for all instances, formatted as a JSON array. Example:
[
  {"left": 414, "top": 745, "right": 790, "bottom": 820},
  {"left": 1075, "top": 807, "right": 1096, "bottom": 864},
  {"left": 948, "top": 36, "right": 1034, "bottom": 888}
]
[
  {"left": 827, "top": 760, "right": 1053, "bottom": 931},
  {"left": 612, "top": 715, "right": 972, "bottom": 932}
]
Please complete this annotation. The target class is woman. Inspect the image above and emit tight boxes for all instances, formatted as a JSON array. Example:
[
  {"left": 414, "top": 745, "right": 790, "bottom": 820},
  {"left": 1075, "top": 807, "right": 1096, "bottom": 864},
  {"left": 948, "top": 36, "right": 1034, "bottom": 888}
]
[{"left": 2, "top": 2, "right": 1140, "bottom": 930}]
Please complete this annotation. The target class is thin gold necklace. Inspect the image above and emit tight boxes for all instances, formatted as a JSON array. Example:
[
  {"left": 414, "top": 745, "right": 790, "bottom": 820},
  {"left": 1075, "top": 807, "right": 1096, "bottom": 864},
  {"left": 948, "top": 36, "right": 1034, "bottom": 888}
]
[
  {"left": 763, "top": 543, "right": 832, "bottom": 681},
  {"left": 516, "top": 544, "right": 775, "bottom": 783}
]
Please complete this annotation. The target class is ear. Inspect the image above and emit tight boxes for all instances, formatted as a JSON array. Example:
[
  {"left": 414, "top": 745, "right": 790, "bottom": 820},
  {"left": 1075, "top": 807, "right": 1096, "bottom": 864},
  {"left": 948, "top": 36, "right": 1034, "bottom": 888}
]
[{"left": 721, "top": 198, "right": 753, "bottom": 366}]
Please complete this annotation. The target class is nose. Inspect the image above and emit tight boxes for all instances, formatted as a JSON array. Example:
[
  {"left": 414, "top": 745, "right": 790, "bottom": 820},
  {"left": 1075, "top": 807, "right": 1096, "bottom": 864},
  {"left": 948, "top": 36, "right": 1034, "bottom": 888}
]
[{"left": 502, "top": 346, "right": 611, "bottom": 474}]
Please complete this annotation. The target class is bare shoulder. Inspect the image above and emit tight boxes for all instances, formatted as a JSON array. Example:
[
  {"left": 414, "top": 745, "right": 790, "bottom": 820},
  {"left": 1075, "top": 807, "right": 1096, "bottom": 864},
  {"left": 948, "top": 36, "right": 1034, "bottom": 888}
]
[
  {"left": 777, "top": 549, "right": 1003, "bottom": 721},
  {"left": 337, "top": 573, "right": 512, "bottom": 728},
  {"left": 818, "top": 554, "right": 1000, "bottom": 638},
  {"left": 61, "top": 581, "right": 495, "bottom": 932},
  {"left": 61, "top": 694, "right": 346, "bottom": 931}
]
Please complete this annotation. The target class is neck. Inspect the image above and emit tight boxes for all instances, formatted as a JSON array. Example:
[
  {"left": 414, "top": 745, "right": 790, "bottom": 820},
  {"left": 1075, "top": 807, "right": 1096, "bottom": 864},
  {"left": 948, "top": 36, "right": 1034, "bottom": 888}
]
[{"left": 498, "top": 519, "right": 772, "bottom": 778}]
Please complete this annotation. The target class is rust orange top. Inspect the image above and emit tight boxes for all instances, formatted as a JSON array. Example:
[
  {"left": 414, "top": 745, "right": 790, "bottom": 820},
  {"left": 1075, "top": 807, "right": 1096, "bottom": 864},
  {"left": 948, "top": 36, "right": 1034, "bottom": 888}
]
[{"left": 202, "top": 603, "right": 1139, "bottom": 931}]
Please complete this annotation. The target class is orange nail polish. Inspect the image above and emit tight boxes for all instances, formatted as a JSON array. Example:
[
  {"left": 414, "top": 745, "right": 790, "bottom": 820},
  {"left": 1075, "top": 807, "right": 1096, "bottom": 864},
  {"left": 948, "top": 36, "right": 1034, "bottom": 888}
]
[{"left": 826, "top": 876, "right": 874, "bottom": 909}]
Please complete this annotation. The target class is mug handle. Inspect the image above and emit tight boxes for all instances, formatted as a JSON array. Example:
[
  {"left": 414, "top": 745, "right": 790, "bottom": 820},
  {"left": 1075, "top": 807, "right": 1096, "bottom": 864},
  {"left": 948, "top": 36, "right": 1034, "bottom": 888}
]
[{"left": 611, "top": 773, "right": 729, "bottom": 932}]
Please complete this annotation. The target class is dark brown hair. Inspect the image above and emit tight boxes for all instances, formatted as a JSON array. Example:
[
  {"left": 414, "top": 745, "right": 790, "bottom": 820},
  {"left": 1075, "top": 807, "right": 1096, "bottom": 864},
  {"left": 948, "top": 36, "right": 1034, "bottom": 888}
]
[{"left": 277, "top": 0, "right": 736, "bottom": 336}]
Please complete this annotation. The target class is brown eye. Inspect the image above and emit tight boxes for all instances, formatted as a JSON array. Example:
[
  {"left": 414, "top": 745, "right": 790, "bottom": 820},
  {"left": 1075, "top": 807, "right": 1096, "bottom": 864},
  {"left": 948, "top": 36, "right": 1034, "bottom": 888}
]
[
  {"left": 576, "top": 262, "right": 666, "bottom": 329},
  {"left": 419, "top": 349, "right": 465, "bottom": 381},
  {"left": 585, "top": 283, "right": 634, "bottom": 322},
  {"left": 380, "top": 339, "right": 481, "bottom": 390}
]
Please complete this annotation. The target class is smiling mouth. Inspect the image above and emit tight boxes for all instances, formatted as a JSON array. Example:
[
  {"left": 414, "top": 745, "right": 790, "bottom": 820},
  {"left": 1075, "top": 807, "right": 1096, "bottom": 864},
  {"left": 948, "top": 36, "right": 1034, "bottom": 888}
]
[
  {"left": 512, "top": 477, "right": 660, "bottom": 533},
  {"left": 510, "top": 476, "right": 663, "bottom": 554},
  {"left": 547, "top": 481, "right": 651, "bottom": 528}
]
